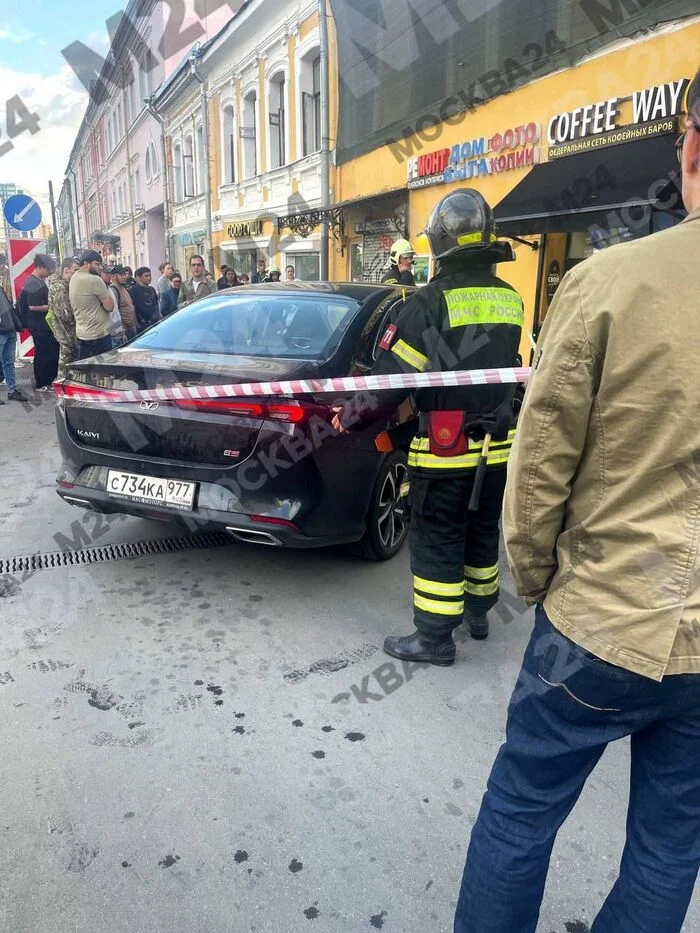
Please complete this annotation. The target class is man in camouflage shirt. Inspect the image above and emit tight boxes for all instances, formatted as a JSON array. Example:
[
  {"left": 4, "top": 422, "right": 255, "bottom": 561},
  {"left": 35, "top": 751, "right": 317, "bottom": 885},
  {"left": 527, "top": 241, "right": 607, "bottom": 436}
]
[{"left": 47, "top": 257, "right": 80, "bottom": 379}]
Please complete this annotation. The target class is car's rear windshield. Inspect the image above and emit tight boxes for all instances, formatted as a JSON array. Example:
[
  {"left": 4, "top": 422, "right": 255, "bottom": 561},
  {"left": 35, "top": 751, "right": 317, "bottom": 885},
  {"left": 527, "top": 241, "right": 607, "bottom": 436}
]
[{"left": 130, "top": 293, "right": 361, "bottom": 359}]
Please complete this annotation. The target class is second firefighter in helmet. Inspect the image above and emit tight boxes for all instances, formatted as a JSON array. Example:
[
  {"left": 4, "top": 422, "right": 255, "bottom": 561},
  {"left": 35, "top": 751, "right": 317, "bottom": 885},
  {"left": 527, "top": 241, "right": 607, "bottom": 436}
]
[
  {"left": 382, "top": 239, "right": 416, "bottom": 286},
  {"left": 333, "top": 189, "right": 523, "bottom": 665}
]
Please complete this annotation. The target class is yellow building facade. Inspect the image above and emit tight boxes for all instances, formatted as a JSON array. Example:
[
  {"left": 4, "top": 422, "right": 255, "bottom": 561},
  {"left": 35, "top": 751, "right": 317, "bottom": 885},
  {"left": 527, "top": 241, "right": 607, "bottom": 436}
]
[{"left": 327, "top": 18, "right": 698, "bottom": 362}]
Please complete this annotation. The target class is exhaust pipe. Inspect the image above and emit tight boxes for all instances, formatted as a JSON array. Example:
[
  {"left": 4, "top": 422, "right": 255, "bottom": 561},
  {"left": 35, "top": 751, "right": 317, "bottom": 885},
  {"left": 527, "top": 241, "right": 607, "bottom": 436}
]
[
  {"left": 225, "top": 526, "right": 283, "bottom": 547},
  {"left": 62, "top": 496, "right": 98, "bottom": 511}
]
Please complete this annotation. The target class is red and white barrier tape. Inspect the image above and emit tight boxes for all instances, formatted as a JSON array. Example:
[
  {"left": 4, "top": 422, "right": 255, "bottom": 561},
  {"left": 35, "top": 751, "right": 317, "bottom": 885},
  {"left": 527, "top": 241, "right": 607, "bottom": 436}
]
[{"left": 54, "top": 366, "right": 532, "bottom": 404}]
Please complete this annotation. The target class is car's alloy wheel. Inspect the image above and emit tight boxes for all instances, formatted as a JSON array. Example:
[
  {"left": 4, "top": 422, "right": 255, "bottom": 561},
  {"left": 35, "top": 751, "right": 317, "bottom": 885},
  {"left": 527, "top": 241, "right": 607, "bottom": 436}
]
[
  {"left": 376, "top": 459, "right": 408, "bottom": 551},
  {"left": 350, "top": 452, "right": 409, "bottom": 561}
]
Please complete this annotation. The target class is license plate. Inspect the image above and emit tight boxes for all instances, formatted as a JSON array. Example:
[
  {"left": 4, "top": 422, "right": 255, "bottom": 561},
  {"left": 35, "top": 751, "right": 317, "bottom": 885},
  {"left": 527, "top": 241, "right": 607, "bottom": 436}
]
[{"left": 106, "top": 470, "right": 196, "bottom": 511}]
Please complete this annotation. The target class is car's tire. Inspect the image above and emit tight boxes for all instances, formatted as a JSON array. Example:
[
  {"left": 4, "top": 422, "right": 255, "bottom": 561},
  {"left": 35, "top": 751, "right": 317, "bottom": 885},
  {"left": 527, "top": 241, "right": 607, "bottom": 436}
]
[{"left": 350, "top": 452, "right": 410, "bottom": 561}]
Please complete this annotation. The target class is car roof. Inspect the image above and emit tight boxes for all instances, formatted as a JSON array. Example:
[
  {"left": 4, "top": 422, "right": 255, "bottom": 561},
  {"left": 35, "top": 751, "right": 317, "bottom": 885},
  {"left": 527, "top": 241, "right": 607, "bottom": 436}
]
[{"left": 217, "top": 282, "right": 414, "bottom": 301}]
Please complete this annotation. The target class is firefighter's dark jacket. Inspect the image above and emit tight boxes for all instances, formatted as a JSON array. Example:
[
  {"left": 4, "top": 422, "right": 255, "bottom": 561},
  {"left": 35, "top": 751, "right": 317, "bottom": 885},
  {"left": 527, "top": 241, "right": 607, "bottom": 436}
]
[
  {"left": 341, "top": 257, "right": 524, "bottom": 434},
  {"left": 381, "top": 265, "right": 415, "bottom": 286}
]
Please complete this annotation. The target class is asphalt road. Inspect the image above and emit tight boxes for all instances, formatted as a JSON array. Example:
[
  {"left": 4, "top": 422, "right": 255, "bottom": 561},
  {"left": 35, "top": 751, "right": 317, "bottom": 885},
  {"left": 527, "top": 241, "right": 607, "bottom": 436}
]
[{"left": 1, "top": 371, "right": 698, "bottom": 933}]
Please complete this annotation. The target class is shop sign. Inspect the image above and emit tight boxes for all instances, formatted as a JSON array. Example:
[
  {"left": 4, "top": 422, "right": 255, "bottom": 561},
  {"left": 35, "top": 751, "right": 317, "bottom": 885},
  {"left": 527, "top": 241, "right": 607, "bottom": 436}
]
[
  {"left": 546, "top": 260, "right": 561, "bottom": 306},
  {"left": 547, "top": 78, "right": 688, "bottom": 159},
  {"left": 407, "top": 123, "right": 541, "bottom": 190},
  {"left": 355, "top": 219, "right": 400, "bottom": 234},
  {"left": 176, "top": 229, "right": 205, "bottom": 246},
  {"left": 226, "top": 219, "right": 265, "bottom": 238}
]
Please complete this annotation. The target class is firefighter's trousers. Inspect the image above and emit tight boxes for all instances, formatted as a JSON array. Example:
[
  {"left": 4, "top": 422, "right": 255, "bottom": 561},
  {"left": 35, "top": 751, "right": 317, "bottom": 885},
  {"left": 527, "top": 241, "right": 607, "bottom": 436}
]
[{"left": 409, "top": 466, "right": 507, "bottom": 638}]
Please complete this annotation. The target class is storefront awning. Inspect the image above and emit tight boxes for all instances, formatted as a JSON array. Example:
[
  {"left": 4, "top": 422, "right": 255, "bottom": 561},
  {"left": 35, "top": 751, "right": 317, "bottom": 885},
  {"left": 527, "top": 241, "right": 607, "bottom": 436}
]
[{"left": 494, "top": 135, "right": 683, "bottom": 235}]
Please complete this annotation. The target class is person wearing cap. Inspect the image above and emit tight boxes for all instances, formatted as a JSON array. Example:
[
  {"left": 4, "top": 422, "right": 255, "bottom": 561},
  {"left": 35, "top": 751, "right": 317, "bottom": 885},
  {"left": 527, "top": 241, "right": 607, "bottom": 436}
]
[
  {"left": 20, "top": 253, "right": 59, "bottom": 389},
  {"left": 333, "top": 189, "right": 523, "bottom": 662},
  {"left": 382, "top": 239, "right": 416, "bottom": 286},
  {"left": 69, "top": 250, "right": 116, "bottom": 359},
  {"left": 108, "top": 266, "right": 139, "bottom": 340},
  {"left": 265, "top": 265, "right": 282, "bottom": 283}
]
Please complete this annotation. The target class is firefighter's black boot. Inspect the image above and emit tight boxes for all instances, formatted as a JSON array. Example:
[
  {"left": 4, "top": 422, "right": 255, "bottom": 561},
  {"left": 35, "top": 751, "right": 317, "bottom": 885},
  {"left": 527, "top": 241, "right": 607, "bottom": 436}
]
[
  {"left": 468, "top": 613, "right": 489, "bottom": 641},
  {"left": 383, "top": 629, "right": 456, "bottom": 666}
]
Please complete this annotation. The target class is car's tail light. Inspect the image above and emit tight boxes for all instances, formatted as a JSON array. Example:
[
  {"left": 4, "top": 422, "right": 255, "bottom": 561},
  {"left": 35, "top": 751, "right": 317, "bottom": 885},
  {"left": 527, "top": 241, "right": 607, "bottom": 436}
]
[
  {"left": 53, "top": 380, "right": 123, "bottom": 401},
  {"left": 174, "top": 398, "right": 266, "bottom": 418},
  {"left": 249, "top": 515, "right": 301, "bottom": 532},
  {"left": 176, "top": 397, "right": 331, "bottom": 424}
]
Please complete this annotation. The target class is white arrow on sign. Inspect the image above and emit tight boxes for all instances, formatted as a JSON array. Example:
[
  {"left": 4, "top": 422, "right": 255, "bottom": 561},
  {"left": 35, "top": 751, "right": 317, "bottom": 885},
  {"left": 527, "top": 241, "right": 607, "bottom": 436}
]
[{"left": 14, "top": 199, "right": 38, "bottom": 223}]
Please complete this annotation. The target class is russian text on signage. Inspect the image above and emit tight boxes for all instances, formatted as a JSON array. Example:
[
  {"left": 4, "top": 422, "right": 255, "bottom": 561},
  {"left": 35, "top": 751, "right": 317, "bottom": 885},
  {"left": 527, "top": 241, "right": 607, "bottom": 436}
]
[{"left": 407, "top": 123, "right": 541, "bottom": 190}]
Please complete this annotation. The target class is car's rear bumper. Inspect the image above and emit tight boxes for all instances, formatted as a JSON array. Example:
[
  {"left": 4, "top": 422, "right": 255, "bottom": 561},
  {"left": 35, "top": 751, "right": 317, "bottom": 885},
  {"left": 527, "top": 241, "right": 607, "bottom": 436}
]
[{"left": 54, "top": 485, "right": 360, "bottom": 549}]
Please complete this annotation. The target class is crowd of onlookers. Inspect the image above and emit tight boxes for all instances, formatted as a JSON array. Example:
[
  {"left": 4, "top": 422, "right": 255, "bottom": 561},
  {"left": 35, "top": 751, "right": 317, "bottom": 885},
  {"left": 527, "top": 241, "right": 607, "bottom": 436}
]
[{"left": 0, "top": 249, "right": 302, "bottom": 403}]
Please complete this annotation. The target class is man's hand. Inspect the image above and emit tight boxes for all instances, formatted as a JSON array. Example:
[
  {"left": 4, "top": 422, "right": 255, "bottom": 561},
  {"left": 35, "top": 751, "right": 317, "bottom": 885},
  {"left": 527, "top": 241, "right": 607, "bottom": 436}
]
[{"left": 332, "top": 406, "right": 348, "bottom": 433}]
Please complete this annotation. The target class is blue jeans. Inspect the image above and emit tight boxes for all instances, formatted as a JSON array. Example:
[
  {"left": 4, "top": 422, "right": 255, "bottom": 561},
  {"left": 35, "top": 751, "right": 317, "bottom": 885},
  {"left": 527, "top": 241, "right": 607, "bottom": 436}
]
[
  {"left": 454, "top": 606, "right": 700, "bottom": 933},
  {"left": 0, "top": 331, "right": 17, "bottom": 393}
]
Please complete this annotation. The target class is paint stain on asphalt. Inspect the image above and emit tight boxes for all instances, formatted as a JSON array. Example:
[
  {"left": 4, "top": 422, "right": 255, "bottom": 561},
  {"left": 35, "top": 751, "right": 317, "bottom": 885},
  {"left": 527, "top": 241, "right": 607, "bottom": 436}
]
[
  {"left": 234, "top": 712, "right": 245, "bottom": 719},
  {"left": 453, "top": 778, "right": 464, "bottom": 789},
  {"left": 289, "top": 859, "right": 303, "bottom": 873},
  {"left": 233, "top": 725, "right": 246, "bottom": 735},
  {"left": 370, "top": 911, "right": 388, "bottom": 928},
  {"left": 312, "top": 750, "right": 326, "bottom": 759},
  {"left": 194, "top": 680, "right": 204, "bottom": 686},
  {"left": 292, "top": 719, "right": 304, "bottom": 727},
  {"left": 234, "top": 850, "right": 249, "bottom": 863},
  {"left": 321, "top": 725, "right": 334, "bottom": 733},
  {"left": 214, "top": 699, "right": 224, "bottom": 706},
  {"left": 159, "top": 854, "right": 181, "bottom": 868},
  {"left": 345, "top": 732, "right": 365, "bottom": 742},
  {"left": 207, "top": 684, "right": 223, "bottom": 696},
  {"left": 128, "top": 721, "right": 145, "bottom": 729},
  {"left": 565, "top": 923, "right": 590, "bottom": 933},
  {"left": 425, "top": 880, "right": 433, "bottom": 890},
  {"left": 303, "top": 906, "right": 319, "bottom": 920},
  {"left": 123, "top": 812, "right": 135, "bottom": 819},
  {"left": 249, "top": 594, "right": 263, "bottom": 602},
  {"left": 121, "top": 861, "right": 131, "bottom": 868},
  {"left": 0, "top": 672, "right": 15, "bottom": 685}
]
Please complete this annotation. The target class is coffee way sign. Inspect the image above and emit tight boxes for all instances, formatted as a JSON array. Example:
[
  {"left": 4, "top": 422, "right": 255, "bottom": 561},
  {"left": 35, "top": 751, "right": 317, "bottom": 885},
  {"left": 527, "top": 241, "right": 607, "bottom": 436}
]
[{"left": 547, "top": 78, "right": 688, "bottom": 159}]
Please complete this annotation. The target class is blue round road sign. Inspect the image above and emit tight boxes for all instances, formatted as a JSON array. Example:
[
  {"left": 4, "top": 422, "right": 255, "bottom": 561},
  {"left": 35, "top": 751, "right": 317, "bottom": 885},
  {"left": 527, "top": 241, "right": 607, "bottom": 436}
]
[{"left": 3, "top": 194, "right": 42, "bottom": 232}]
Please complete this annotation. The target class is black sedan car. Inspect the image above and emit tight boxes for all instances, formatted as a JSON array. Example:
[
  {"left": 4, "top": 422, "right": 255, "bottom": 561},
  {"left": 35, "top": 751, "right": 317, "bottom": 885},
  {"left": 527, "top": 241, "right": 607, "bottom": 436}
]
[{"left": 54, "top": 283, "right": 416, "bottom": 560}]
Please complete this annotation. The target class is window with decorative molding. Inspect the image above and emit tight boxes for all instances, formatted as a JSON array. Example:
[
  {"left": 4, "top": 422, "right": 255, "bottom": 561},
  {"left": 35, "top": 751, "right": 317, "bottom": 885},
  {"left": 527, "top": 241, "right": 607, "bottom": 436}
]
[
  {"left": 222, "top": 104, "right": 235, "bottom": 185},
  {"left": 173, "top": 142, "right": 183, "bottom": 202},
  {"left": 183, "top": 134, "right": 195, "bottom": 197},
  {"left": 241, "top": 91, "right": 257, "bottom": 179},
  {"left": 269, "top": 74, "right": 286, "bottom": 170},
  {"left": 196, "top": 126, "right": 206, "bottom": 195},
  {"left": 301, "top": 51, "right": 321, "bottom": 157}
]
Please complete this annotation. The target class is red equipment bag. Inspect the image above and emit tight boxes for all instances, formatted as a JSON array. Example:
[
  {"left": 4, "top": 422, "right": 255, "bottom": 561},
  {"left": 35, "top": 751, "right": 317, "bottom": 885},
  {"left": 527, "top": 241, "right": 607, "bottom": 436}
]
[{"left": 427, "top": 411, "right": 469, "bottom": 457}]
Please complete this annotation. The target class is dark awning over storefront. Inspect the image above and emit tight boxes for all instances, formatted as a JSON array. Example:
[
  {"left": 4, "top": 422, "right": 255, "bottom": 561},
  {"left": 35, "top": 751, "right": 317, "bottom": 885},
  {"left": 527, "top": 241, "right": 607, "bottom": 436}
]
[{"left": 494, "top": 135, "right": 683, "bottom": 235}]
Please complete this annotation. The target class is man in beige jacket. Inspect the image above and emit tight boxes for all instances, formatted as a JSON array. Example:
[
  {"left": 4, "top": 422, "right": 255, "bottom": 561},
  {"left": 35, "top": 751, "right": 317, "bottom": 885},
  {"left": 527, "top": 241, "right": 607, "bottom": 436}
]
[{"left": 454, "top": 70, "right": 700, "bottom": 933}]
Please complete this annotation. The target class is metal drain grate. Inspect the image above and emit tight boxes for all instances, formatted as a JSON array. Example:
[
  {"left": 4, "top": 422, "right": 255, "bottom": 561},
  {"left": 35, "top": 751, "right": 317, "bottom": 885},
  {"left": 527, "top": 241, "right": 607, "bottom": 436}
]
[{"left": 0, "top": 531, "right": 234, "bottom": 576}]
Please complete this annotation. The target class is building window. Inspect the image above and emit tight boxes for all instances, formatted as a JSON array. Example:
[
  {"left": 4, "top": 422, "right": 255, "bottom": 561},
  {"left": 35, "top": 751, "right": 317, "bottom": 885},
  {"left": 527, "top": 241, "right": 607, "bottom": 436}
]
[
  {"left": 196, "top": 125, "right": 206, "bottom": 195},
  {"left": 285, "top": 252, "right": 320, "bottom": 281},
  {"left": 183, "top": 134, "right": 195, "bottom": 197},
  {"left": 116, "top": 101, "right": 123, "bottom": 140},
  {"left": 241, "top": 91, "right": 257, "bottom": 179},
  {"left": 145, "top": 147, "right": 152, "bottom": 185},
  {"left": 173, "top": 142, "right": 183, "bottom": 202},
  {"left": 133, "top": 168, "right": 141, "bottom": 207},
  {"left": 301, "top": 52, "right": 321, "bottom": 157},
  {"left": 222, "top": 104, "right": 235, "bottom": 185},
  {"left": 269, "top": 73, "right": 286, "bottom": 170}
]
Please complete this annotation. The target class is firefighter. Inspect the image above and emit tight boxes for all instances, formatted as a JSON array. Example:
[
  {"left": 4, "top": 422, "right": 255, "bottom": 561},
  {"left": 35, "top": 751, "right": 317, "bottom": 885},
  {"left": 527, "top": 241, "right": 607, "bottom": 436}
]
[
  {"left": 381, "top": 239, "right": 416, "bottom": 286},
  {"left": 332, "top": 189, "right": 523, "bottom": 665}
]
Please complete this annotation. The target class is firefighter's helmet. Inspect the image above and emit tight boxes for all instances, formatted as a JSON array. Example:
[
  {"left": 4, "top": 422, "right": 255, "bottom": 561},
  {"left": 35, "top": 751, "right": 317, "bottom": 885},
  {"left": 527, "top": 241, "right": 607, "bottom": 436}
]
[
  {"left": 425, "top": 188, "right": 510, "bottom": 261},
  {"left": 389, "top": 239, "right": 415, "bottom": 265}
]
